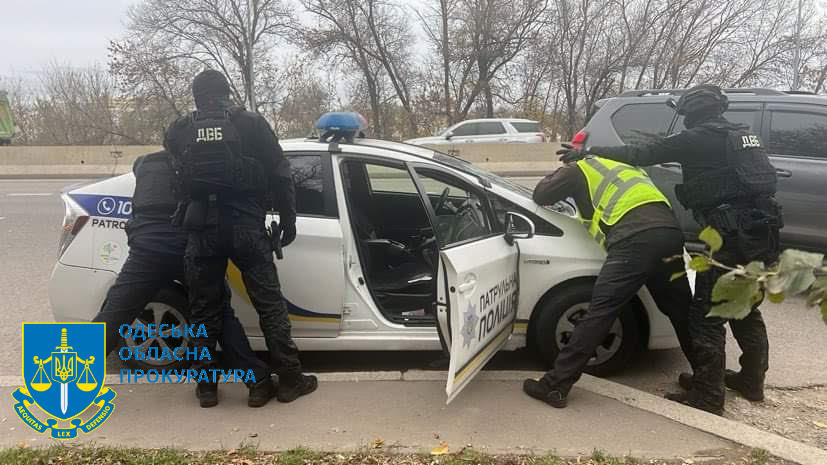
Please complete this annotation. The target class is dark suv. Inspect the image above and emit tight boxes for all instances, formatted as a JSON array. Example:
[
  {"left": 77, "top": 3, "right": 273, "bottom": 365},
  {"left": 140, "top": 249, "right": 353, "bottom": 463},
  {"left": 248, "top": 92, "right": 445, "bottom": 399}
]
[{"left": 575, "top": 88, "right": 827, "bottom": 252}]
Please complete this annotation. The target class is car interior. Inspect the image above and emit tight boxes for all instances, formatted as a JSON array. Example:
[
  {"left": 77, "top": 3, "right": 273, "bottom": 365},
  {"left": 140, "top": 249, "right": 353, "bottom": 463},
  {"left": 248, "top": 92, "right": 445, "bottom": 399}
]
[{"left": 340, "top": 159, "right": 492, "bottom": 325}]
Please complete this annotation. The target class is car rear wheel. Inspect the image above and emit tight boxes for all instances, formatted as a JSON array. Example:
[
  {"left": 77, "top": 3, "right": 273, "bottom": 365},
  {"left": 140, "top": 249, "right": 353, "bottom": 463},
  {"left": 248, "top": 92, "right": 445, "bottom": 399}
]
[
  {"left": 122, "top": 288, "right": 192, "bottom": 371},
  {"left": 533, "top": 283, "right": 640, "bottom": 377}
]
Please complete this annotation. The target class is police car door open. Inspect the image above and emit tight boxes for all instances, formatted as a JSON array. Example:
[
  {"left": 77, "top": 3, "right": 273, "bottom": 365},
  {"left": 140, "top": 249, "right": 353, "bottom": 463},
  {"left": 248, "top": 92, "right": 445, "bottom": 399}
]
[
  {"left": 408, "top": 165, "right": 521, "bottom": 403},
  {"left": 436, "top": 237, "right": 519, "bottom": 403}
]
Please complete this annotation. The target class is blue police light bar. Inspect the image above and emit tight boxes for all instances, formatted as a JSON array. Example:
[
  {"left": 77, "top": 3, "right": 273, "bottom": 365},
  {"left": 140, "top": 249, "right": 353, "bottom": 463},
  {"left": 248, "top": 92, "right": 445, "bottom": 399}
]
[{"left": 315, "top": 112, "right": 367, "bottom": 143}]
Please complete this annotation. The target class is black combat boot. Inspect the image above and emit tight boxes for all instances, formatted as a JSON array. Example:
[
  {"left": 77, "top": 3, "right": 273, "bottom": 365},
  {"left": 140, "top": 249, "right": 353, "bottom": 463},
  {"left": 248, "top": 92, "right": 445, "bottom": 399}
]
[
  {"left": 248, "top": 375, "right": 278, "bottom": 408},
  {"left": 523, "top": 378, "right": 567, "bottom": 408},
  {"left": 196, "top": 382, "right": 218, "bottom": 408},
  {"left": 276, "top": 373, "right": 318, "bottom": 403},
  {"left": 664, "top": 391, "right": 723, "bottom": 416},
  {"left": 723, "top": 369, "right": 765, "bottom": 401},
  {"left": 678, "top": 372, "right": 694, "bottom": 391},
  {"left": 675, "top": 370, "right": 763, "bottom": 402}
]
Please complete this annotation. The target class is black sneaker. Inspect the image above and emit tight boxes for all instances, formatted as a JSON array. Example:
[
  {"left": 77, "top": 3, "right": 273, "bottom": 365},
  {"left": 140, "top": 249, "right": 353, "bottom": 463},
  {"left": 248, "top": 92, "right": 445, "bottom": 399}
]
[
  {"left": 248, "top": 376, "right": 278, "bottom": 408},
  {"left": 664, "top": 391, "right": 723, "bottom": 416},
  {"left": 276, "top": 374, "right": 318, "bottom": 403},
  {"left": 724, "top": 369, "right": 765, "bottom": 402},
  {"left": 196, "top": 382, "right": 218, "bottom": 408},
  {"left": 523, "top": 378, "right": 567, "bottom": 408}
]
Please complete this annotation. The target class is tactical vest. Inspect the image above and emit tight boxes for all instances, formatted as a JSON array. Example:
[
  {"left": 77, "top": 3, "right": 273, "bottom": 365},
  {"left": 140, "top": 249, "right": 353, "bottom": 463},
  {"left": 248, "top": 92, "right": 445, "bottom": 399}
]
[
  {"left": 576, "top": 156, "right": 671, "bottom": 246},
  {"left": 131, "top": 152, "right": 178, "bottom": 215},
  {"left": 180, "top": 110, "right": 264, "bottom": 200},
  {"left": 676, "top": 124, "right": 777, "bottom": 212}
]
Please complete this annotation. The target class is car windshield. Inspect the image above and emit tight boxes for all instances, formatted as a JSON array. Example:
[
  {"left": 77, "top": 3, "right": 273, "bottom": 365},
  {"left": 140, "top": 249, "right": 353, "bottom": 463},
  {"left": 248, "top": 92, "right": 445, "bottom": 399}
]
[{"left": 432, "top": 152, "right": 534, "bottom": 199}]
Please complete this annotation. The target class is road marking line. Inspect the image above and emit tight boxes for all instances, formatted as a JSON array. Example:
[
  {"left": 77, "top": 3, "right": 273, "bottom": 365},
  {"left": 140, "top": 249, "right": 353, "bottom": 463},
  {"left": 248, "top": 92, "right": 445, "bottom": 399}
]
[
  {"left": 0, "top": 217, "right": 5, "bottom": 220},
  {"left": 6, "top": 193, "right": 53, "bottom": 197}
]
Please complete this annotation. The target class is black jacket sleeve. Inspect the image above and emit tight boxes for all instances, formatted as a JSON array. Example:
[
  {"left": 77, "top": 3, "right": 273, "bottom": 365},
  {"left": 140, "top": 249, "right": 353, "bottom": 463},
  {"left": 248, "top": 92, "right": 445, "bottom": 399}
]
[
  {"left": 252, "top": 115, "right": 296, "bottom": 225},
  {"left": 532, "top": 165, "right": 579, "bottom": 206},
  {"left": 587, "top": 130, "right": 695, "bottom": 166}
]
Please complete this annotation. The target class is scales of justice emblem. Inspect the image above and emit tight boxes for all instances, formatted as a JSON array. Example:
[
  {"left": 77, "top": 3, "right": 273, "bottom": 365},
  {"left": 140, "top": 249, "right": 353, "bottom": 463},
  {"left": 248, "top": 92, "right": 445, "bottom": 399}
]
[{"left": 12, "top": 323, "right": 117, "bottom": 439}]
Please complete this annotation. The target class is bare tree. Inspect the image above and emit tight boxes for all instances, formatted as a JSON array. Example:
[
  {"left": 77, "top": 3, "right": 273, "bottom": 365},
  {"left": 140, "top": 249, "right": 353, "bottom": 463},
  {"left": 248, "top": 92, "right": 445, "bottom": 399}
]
[
  {"left": 301, "top": 0, "right": 417, "bottom": 137},
  {"left": 117, "top": 0, "right": 294, "bottom": 112}
]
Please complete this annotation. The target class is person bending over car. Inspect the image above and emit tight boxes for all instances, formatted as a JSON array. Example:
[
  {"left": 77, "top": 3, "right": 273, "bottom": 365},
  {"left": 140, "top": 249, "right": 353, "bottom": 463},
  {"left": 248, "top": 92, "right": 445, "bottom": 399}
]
[
  {"left": 523, "top": 155, "right": 695, "bottom": 409},
  {"left": 91, "top": 149, "right": 274, "bottom": 408},
  {"left": 557, "top": 85, "right": 782, "bottom": 415}
]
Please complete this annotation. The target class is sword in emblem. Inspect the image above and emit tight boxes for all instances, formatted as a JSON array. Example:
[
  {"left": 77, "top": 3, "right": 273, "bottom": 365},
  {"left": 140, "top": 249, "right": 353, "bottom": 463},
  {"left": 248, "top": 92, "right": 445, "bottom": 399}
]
[{"left": 54, "top": 328, "right": 73, "bottom": 414}]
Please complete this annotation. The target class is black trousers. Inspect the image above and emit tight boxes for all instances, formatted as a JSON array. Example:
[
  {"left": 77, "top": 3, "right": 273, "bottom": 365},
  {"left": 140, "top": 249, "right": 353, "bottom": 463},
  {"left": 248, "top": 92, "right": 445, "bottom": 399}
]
[
  {"left": 186, "top": 222, "right": 301, "bottom": 378},
  {"left": 92, "top": 248, "right": 269, "bottom": 381},
  {"left": 544, "top": 227, "right": 694, "bottom": 395},
  {"left": 687, "top": 226, "right": 775, "bottom": 410}
]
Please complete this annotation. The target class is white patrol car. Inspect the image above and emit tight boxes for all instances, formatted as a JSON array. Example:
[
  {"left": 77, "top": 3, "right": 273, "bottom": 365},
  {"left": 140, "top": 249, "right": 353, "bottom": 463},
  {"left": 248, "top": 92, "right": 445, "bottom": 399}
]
[{"left": 49, "top": 115, "right": 680, "bottom": 401}]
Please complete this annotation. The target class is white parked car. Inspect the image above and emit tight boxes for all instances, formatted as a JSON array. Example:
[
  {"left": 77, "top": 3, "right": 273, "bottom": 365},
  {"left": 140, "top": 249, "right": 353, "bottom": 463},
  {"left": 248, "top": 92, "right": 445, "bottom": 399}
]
[
  {"left": 49, "top": 131, "right": 678, "bottom": 400},
  {"left": 406, "top": 118, "right": 546, "bottom": 146}
]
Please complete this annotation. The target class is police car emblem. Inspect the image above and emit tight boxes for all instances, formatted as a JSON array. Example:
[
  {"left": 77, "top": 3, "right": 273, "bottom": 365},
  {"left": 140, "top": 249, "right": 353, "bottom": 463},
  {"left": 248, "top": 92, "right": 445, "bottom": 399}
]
[
  {"left": 12, "top": 323, "right": 116, "bottom": 439},
  {"left": 461, "top": 303, "right": 479, "bottom": 348}
]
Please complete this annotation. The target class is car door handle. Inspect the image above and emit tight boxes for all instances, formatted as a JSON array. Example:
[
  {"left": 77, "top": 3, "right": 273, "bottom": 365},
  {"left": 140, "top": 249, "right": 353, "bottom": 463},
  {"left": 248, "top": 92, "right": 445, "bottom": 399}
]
[
  {"left": 776, "top": 168, "right": 792, "bottom": 178},
  {"left": 457, "top": 276, "right": 477, "bottom": 294},
  {"left": 660, "top": 162, "right": 682, "bottom": 169}
]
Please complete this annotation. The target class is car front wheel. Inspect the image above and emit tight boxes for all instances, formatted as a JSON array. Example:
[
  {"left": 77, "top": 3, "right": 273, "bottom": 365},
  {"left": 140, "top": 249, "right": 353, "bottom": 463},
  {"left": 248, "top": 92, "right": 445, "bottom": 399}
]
[
  {"left": 122, "top": 288, "right": 192, "bottom": 371},
  {"left": 533, "top": 282, "right": 640, "bottom": 377}
]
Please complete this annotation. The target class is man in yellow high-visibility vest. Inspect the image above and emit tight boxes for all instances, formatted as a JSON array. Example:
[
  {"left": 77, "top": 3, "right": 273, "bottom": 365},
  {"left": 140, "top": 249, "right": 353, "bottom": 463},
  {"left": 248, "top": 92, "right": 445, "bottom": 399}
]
[{"left": 523, "top": 155, "right": 696, "bottom": 409}]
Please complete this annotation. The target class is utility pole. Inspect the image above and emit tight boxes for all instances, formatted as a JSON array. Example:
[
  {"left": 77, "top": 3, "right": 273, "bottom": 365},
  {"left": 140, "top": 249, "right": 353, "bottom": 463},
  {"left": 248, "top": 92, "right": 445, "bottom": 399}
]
[
  {"left": 247, "top": 0, "right": 258, "bottom": 112},
  {"left": 792, "top": 0, "right": 804, "bottom": 90}
]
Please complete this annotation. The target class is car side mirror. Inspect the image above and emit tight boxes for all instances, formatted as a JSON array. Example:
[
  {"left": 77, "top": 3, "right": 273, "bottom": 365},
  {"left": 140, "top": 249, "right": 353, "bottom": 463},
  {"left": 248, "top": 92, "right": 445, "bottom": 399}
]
[
  {"left": 445, "top": 131, "right": 453, "bottom": 140},
  {"left": 504, "top": 211, "right": 535, "bottom": 245}
]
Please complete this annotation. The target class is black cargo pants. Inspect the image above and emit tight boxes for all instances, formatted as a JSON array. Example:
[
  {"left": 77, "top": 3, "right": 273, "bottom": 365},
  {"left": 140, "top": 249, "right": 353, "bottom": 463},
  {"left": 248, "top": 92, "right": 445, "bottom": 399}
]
[
  {"left": 687, "top": 225, "right": 776, "bottom": 411},
  {"left": 186, "top": 220, "right": 301, "bottom": 379},
  {"left": 92, "top": 248, "right": 269, "bottom": 381},
  {"left": 543, "top": 227, "right": 694, "bottom": 395}
]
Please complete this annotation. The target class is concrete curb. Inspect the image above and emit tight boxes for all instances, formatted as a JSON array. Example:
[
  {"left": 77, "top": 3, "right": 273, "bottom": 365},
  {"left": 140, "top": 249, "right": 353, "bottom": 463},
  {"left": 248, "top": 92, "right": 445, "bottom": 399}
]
[{"left": 2, "top": 370, "right": 823, "bottom": 463}]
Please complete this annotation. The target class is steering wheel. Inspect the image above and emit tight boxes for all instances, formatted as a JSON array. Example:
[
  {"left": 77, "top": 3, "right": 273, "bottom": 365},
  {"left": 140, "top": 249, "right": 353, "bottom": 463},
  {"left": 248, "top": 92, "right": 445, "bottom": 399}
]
[{"left": 434, "top": 187, "right": 451, "bottom": 213}]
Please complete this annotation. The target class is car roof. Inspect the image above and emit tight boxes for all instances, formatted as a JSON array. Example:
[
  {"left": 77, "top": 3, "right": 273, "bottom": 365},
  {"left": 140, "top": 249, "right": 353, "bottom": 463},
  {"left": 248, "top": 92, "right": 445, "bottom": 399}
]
[
  {"left": 597, "top": 88, "right": 826, "bottom": 107},
  {"left": 455, "top": 118, "right": 538, "bottom": 124}
]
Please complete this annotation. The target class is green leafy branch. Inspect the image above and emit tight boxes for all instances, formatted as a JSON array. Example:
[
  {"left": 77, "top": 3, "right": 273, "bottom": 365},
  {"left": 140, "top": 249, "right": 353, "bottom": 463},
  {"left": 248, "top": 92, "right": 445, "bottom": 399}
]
[{"left": 675, "top": 227, "right": 827, "bottom": 324}]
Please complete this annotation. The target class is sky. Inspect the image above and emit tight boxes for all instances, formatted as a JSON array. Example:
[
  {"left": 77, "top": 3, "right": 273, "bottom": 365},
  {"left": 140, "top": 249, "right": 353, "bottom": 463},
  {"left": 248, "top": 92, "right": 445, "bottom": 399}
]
[{"left": 0, "top": 0, "right": 135, "bottom": 78}]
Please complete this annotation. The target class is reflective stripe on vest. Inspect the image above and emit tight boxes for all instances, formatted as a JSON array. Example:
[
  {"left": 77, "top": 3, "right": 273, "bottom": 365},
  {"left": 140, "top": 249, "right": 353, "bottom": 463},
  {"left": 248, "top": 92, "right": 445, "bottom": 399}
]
[{"left": 575, "top": 156, "right": 670, "bottom": 246}]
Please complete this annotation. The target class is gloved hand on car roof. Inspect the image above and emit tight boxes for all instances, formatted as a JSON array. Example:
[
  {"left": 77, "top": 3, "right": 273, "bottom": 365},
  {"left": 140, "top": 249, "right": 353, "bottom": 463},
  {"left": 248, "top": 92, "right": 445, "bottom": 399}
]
[{"left": 556, "top": 143, "right": 586, "bottom": 164}]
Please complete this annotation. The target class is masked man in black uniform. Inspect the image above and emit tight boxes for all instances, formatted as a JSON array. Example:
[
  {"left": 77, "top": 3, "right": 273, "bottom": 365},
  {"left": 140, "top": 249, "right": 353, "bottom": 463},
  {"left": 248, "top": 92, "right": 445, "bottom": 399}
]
[
  {"left": 91, "top": 150, "right": 272, "bottom": 408},
  {"left": 559, "top": 85, "right": 782, "bottom": 414},
  {"left": 164, "top": 70, "right": 316, "bottom": 407}
]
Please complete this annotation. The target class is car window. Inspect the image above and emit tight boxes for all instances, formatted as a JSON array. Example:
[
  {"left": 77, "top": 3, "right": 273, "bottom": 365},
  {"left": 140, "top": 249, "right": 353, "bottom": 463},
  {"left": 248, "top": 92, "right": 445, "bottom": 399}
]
[
  {"left": 672, "top": 109, "right": 759, "bottom": 133},
  {"left": 414, "top": 169, "right": 495, "bottom": 247},
  {"left": 611, "top": 103, "right": 674, "bottom": 144},
  {"left": 767, "top": 110, "right": 827, "bottom": 158},
  {"left": 366, "top": 163, "right": 419, "bottom": 194},
  {"left": 451, "top": 122, "right": 477, "bottom": 136},
  {"left": 511, "top": 122, "right": 540, "bottom": 133},
  {"left": 287, "top": 154, "right": 327, "bottom": 217},
  {"left": 476, "top": 121, "right": 506, "bottom": 135}
]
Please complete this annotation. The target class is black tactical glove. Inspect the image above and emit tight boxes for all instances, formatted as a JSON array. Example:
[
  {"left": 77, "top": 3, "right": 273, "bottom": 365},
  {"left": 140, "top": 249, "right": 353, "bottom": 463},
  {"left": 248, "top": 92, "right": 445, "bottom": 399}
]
[
  {"left": 556, "top": 143, "right": 586, "bottom": 163},
  {"left": 280, "top": 221, "right": 297, "bottom": 248}
]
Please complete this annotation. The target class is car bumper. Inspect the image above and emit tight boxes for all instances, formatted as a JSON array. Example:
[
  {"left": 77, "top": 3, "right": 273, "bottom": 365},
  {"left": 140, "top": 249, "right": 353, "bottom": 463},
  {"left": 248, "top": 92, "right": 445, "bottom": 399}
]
[{"left": 49, "top": 263, "right": 116, "bottom": 322}]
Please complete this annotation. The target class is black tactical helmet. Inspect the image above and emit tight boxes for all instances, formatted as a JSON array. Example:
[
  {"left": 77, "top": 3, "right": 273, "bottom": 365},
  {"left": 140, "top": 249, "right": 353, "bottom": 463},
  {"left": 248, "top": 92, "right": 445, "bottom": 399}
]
[
  {"left": 192, "top": 69, "right": 230, "bottom": 99},
  {"left": 667, "top": 84, "right": 728, "bottom": 116}
]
